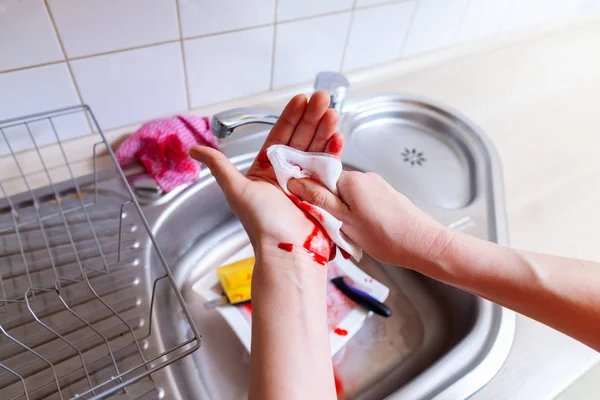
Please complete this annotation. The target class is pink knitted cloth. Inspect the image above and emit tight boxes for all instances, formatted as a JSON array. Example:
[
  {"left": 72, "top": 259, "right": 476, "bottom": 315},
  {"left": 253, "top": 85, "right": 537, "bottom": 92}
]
[{"left": 116, "top": 115, "right": 219, "bottom": 192}]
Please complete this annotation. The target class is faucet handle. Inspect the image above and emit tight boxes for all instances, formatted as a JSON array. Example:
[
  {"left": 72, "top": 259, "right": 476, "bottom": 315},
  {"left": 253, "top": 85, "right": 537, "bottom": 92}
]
[{"left": 314, "top": 72, "right": 350, "bottom": 114}]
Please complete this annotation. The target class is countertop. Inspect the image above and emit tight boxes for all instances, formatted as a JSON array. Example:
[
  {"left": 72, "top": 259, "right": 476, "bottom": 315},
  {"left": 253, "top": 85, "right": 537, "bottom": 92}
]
[{"left": 2, "top": 14, "right": 599, "bottom": 400}]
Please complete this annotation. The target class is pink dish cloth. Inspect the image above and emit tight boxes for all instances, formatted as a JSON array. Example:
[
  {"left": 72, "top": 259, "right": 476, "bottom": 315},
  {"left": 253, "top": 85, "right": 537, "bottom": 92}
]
[{"left": 116, "top": 115, "right": 219, "bottom": 192}]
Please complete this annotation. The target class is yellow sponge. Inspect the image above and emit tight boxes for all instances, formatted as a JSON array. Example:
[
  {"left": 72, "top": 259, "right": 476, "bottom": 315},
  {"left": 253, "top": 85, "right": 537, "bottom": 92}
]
[{"left": 216, "top": 257, "right": 254, "bottom": 304}]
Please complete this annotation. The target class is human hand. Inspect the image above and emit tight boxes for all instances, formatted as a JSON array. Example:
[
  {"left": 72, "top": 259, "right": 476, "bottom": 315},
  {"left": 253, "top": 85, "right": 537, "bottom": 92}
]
[
  {"left": 190, "top": 91, "right": 345, "bottom": 268},
  {"left": 287, "top": 171, "right": 453, "bottom": 268}
]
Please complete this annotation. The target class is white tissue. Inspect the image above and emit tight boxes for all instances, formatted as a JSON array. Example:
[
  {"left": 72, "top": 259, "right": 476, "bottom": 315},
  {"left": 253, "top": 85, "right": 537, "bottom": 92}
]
[{"left": 266, "top": 144, "right": 362, "bottom": 261}]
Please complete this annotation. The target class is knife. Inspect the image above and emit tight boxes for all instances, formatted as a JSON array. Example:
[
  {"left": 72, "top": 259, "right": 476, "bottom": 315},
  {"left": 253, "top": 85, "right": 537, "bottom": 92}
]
[{"left": 331, "top": 276, "right": 392, "bottom": 317}]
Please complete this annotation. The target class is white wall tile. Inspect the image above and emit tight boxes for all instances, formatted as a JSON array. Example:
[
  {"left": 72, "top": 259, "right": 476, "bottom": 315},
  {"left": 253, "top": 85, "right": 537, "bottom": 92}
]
[
  {"left": 0, "top": 64, "right": 88, "bottom": 155},
  {"left": 70, "top": 43, "right": 187, "bottom": 130},
  {"left": 185, "top": 27, "right": 273, "bottom": 108},
  {"left": 501, "top": 0, "right": 584, "bottom": 32},
  {"left": 178, "top": 0, "right": 275, "bottom": 38},
  {"left": 455, "top": 0, "right": 509, "bottom": 43},
  {"left": 402, "top": 0, "right": 469, "bottom": 57},
  {"left": 273, "top": 13, "right": 351, "bottom": 88},
  {"left": 48, "top": 0, "right": 179, "bottom": 58},
  {"left": 580, "top": 0, "right": 600, "bottom": 13},
  {"left": 0, "top": 0, "right": 63, "bottom": 72},
  {"left": 277, "top": 0, "right": 353, "bottom": 21},
  {"left": 544, "top": 0, "right": 586, "bottom": 19},
  {"left": 356, "top": 0, "right": 401, "bottom": 7},
  {"left": 343, "top": 2, "right": 416, "bottom": 71}
]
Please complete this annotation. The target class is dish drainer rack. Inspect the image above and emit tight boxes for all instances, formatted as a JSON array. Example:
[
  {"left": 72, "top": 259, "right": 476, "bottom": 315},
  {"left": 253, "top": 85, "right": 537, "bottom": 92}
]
[{"left": 0, "top": 106, "right": 201, "bottom": 399}]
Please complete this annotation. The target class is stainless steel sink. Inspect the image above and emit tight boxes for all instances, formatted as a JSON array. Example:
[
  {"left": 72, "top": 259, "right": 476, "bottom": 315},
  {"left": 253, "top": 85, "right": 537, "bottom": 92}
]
[
  {"left": 145, "top": 94, "right": 515, "bottom": 399},
  {"left": 0, "top": 94, "right": 515, "bottom": 399}
]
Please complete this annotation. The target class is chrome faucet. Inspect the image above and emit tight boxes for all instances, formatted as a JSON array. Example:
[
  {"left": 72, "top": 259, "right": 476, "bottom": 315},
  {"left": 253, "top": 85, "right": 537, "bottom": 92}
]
[
  {"left": 313, "top": 71, "right": 349, "bottom": 114},
  {"left": 211, "top": 71, "right": 350, "bottom": 138}
]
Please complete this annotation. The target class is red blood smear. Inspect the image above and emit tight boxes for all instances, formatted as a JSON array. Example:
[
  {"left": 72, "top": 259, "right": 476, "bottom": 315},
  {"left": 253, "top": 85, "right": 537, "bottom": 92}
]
[
  {"left": 277, "top": 242, "right": 295, "bottom": 252},
  {"left": 256, "top": 150, "right": 271, "bottom": 168},
  {"left": 333, "top": 327, "right": 348, "bottom": 336},
  {"left": 326, "top": 263, "right": 356, "bottom": 330},
  {"left": 288, "top": 194, "right": 313, "bottom": 212},
  {"left": 277, "top": 195, "right": 334, "bottom": 266},
  {"left": 303, "top": 224, "right": 332, "bottom": 265},
  {"left": 328, "top": 245, "right": 337, "bottom": 262},
  {"left": 327, "top": 135, "right": 344, "bottom": 156},
  {"left": 288, "top": 194, "right": 324, "bottom": 222},
  {"left": 334, "top": 370, "right": 344, "bottom": 397},
  {"left": 339, "top": 248, "right": 351, "bottom": 259}
]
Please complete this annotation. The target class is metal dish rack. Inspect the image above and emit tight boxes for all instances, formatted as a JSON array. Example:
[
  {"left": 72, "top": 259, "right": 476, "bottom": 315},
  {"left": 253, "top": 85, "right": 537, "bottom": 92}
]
[{"left": 0, "top": 106, "right": 201, "bottom": 399}]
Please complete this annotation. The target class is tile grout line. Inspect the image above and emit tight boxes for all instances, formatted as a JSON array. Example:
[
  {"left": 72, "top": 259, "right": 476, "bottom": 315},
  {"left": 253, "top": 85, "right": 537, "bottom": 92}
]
[
  {"left": 42, "top": 0, "right": 95, "bottom": 134},
  {"left": 174, "top": 0, "right": 192, "bottom": 110},
  {"left": 68, "top": 39, "right": 180, "bottom": 61},
  {"left": 269, "top": 0, "right": 279, "bottom": 90},
  {"left": 451, "top": 0, "right": 474, "bottom": 45},
  {"left": 0, "top": 60, "right": 64, "bottom": 75},
  {"left": 183, "top": 22, "right": 275, "bottom": 42},
  {"left": 354, "top": 0, "right": 406, "bottom": 11},
  {"left": 339, "top": 0, "right": 359, "bottom": 72},
  {"left": 496, "top": 0, "right": 514, "bottom": 35},
  {"left": 397, "top": 0, "right": 421, "bottom": 59},
  {"left": 43, "top": 1, "right": 84, "bottom": 103},
  {"left": 278, "top": 7, "right": 353, "bottom": 25}
]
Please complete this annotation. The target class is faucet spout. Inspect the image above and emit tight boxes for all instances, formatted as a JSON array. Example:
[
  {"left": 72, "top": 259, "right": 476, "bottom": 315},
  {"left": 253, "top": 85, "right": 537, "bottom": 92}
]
[
  {"left": 211, "top": 72, "right": 350, "bottom": 139},
  {"left": 211, "top": 107, "right": 279, "bottom": 138}
]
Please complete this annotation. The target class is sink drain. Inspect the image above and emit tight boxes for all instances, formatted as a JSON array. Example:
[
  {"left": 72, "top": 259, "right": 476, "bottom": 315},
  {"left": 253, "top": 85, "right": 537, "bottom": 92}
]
[{"left": 402, "top": 148, "right": 426, "bottom": 166}]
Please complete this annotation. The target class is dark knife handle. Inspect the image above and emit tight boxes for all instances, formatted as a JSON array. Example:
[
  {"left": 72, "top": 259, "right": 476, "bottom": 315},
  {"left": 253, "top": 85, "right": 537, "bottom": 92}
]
[{"left": 331, "top": 277, "right": 392, "bottom": 317}]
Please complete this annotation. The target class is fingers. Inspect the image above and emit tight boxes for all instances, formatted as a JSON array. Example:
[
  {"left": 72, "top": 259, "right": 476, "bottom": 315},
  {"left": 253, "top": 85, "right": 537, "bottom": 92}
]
[
  {"left": 287, "top": 178, "right": 349, "bottom": 220},
  {"left": 250, "top": 94, "right": 307, "bottom": 171},
  {"left": 288, "top": 90, "right": 331, "bottom": 151},
  {"left": 264, "top": 94, "right": 308, "bottom": 148},
  {"left": 190, "top": 146, "right": 248, "bottom": 198},
  {"left": 307, "top": 108, "right": 339, "bottom": 152},
  {"left": 324, "top": 132, "right": 344, "bottom": 157}
]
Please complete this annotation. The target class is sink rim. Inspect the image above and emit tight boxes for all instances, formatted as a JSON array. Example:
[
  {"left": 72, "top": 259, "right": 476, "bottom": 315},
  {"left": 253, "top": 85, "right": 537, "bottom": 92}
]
[
  {"left": 146, "top": 93, "right": 516, "bottom": 400},
  {"left": 340, "top": 94, "right": 515, "bottom": 399}
]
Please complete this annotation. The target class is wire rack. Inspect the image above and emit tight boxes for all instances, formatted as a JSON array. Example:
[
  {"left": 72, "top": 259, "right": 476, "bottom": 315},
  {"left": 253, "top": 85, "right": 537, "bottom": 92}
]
[{"left": 0, "top": 106, "right": 201, "bottom": 399}]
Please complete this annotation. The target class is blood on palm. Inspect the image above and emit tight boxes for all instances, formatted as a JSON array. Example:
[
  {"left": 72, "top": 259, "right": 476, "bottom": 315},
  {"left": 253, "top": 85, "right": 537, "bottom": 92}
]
[{"left": 256, "top": 150, "right": 271, "bottom": 168}]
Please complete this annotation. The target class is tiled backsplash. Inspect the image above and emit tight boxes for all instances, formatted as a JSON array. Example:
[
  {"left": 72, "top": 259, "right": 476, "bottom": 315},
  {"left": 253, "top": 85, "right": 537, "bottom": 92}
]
[{"left": 1, "top": 0, "right": 600, "bottom": 153}]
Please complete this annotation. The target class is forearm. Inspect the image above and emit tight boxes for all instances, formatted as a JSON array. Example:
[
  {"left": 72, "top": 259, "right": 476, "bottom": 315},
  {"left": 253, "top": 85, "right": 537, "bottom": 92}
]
[
  {"left": 414, "top": 230, "right": 600, "bottom": 351},
  {"left": 249, "top": 248, "right": 336, "bottom": 400}
]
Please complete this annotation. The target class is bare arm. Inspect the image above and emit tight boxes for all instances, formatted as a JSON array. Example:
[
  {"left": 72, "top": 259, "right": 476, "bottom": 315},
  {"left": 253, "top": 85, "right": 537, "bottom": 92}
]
[
  {"left": 288, "top": 172, "right": 600, "bottom": 351},
  {"left": 426, "top": 232, "right": 600, "bottom": 350},
  {"left": 250, "top": 249, "right": 334, "bottom": 400},
  {"left": 191, "top": 91, "right": 341, "bottom": 399}
]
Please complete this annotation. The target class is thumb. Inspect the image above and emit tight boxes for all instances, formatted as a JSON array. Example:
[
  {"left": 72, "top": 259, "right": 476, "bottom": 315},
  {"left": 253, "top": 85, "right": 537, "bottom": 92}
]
[
  {"left": 287, "top": 178, "right": 348, "bottom": 219},
  {"left": 189, "top": 145, "right": 247, "bottom": 198}
]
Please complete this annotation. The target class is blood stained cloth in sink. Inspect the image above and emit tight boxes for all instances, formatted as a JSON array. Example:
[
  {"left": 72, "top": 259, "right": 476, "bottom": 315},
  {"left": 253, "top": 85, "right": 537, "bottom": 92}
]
[{"left": 237, "top": 261, "right": 354, "bottom": 330}]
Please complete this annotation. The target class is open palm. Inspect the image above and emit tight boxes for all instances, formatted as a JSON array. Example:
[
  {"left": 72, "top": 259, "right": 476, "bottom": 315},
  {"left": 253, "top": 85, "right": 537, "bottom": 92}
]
[{"left": 190, "top": 91, "right": 344, "bottom": 259}]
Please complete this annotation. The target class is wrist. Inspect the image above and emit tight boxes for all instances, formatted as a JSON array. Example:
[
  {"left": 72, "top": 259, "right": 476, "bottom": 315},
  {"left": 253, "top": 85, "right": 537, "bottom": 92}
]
[
  {"left": 254, "top": 240, "right": 328, "bottom": 280},
  {"left": 252, "top": 249, "right": 329, "bottom": 306}
]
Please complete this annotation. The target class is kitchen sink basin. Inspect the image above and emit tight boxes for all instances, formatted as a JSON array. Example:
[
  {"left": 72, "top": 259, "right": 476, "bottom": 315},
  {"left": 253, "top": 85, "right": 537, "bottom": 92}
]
[
  {"left": 0, "top": 95, "right": 514, "bottom": 399},
  {"left": 145, "top": 94, "right": 515, "bottom": 399}
]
